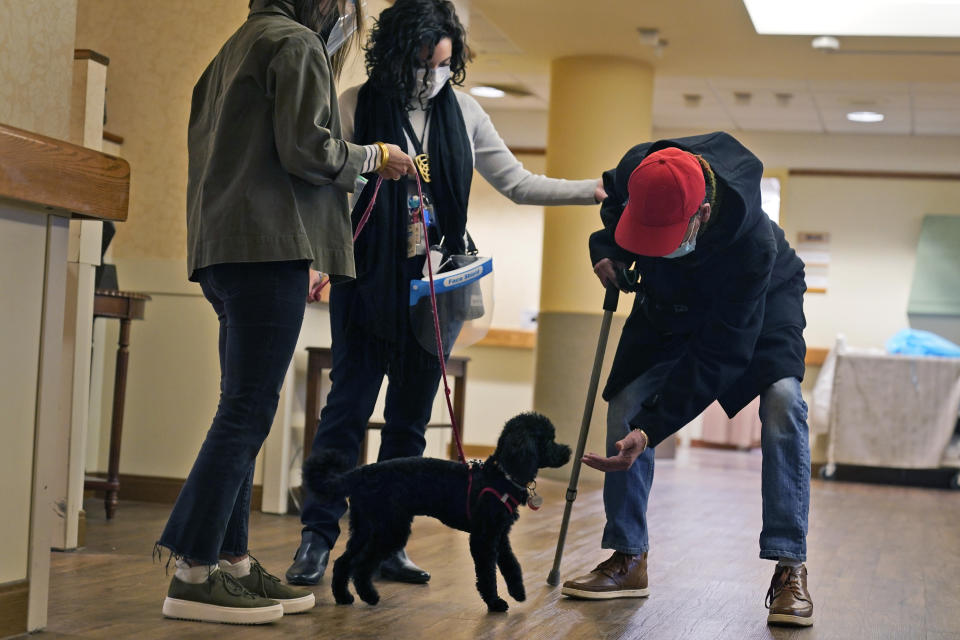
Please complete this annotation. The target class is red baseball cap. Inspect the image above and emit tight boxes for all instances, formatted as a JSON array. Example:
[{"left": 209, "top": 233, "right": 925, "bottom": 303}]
[{"left": 615, "top": 147, "right": 706, "bottom": 257}]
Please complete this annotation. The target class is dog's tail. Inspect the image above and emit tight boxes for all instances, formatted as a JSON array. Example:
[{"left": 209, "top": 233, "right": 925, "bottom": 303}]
[{"left": 302, "top": 450, "right": 355, "bottom": 504}]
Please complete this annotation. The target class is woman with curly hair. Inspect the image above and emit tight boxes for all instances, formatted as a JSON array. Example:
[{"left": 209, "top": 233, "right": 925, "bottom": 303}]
[{"left": 287, "top": 0, "right": 605, "bottom": 586}]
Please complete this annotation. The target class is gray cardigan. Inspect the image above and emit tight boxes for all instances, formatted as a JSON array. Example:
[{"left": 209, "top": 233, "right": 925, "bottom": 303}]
[
  {"left": 339, "top": 85, "right": 597, "bottom": 206},
  {"left": 186, "top": 3, "right": 364, "bottom": 280}
]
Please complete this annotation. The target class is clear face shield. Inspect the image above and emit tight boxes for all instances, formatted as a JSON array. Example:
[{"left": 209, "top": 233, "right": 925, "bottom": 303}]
[
  {"left": 409, "top": 255, "right": 494, "bottom": 357},
  {"left": 324, "top": 0, "right": 362, "bottom": 55}
]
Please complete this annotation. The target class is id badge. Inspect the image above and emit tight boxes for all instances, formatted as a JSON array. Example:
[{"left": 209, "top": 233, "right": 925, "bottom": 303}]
[{"left": 406, "top": 221, "right": 422, "bottom": 258}]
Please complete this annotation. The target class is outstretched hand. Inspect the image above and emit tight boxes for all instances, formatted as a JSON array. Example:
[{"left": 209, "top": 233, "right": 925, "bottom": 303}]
[{"left": 582, "top": 429, "right": 648, "bottom": 472}]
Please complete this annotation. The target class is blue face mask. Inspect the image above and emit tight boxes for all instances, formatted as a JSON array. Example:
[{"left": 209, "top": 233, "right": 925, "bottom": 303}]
[
  {"left": 662, "top": 236, "right": 696, "bottom": 259},
  {"left": 662, "top": 211, "right": 702, "bottom": 259}
]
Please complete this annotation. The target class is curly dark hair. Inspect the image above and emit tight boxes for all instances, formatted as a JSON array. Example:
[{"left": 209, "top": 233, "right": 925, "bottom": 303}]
[{"left": 365, "top": 0, "right": 472, "bottom": 102}]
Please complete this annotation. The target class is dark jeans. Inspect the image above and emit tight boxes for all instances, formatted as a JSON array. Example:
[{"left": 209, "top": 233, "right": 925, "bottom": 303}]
[
  {"left": 158, "top": 260, "right": 307, "bottom": 564},
  {"left": 300, "top": 281, "right": 443, "bottom": 548}
]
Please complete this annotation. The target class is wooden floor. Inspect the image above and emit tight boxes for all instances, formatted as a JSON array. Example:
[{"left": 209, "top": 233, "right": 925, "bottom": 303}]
[{"left": 37, "top": 449, "right": 960, "bottom": 640}]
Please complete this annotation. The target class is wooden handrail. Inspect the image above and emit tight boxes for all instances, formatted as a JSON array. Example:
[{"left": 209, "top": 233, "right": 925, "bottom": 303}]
[
  {"left": 790, "top": 168, "right": 960, "bottom": 182},
  {"left": 0, "top": 123, "right": 130, "bottom": 221},
  {"left": 103, "top": 131, "right": 124, "bottom": 145},
  {"left": 74, "top": 49, "right": 110, "bottom": 66},
  {"left": 475, "top": 328, "right": 536, "bottom": 349}
]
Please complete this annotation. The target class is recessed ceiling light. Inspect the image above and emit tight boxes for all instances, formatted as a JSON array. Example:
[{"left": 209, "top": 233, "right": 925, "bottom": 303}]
[
  {"left": 811, "top": 36, "right": 840, "bottom": 50},
  {"left": 742, "top": 0, "right": 960, "bottom": 37},
  {"left": 470, "top": 86, "right": 506, "bottom": 99},
  {"left": 846, "top": 111, "right": 885, "bottom": 123}
]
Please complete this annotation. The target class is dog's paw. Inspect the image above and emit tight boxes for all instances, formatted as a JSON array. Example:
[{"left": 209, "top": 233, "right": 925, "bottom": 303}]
[
  {"left": 334, "top": 592, "right": 355, "bottom": 605},
  {"left": 358, "top": 591, "right": 380, "bottom": 606},
  {"left": 508, "top": 584, "right": 526, "bottom": 602},
  {"left": 486, "top": 597, "right": 509, "bottom": 613}
]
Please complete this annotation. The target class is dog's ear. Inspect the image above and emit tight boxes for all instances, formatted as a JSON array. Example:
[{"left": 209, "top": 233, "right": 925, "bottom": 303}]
[{"left": 495, "top": 413, "right": 542, "bottom": 484}]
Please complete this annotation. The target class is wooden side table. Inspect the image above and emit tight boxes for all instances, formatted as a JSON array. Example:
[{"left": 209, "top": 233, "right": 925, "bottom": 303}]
[
  {"left": 303, "top": 346, "right": 469, "bottom": 462},
  {"left": 84, "top": 289, "right": 151, "bottom": 519}
]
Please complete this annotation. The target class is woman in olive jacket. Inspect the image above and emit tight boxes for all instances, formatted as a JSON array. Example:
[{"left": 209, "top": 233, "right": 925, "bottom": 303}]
[{"left": 158, "top": 0, "right": 414, "bottom": 626}]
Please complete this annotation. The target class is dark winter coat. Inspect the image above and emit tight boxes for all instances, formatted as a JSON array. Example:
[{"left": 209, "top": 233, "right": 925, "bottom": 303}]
[{"left": 588, "top": 132, "right": 806, "bottom": 447}]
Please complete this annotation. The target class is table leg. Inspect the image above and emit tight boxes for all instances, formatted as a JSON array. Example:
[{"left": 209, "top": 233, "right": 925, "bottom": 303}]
[
  {"left": 303, "top": 355, "right": 321, "bottom": 462},
  {"left": 105, "top": 318, "right": 131, "bottom": 520}
]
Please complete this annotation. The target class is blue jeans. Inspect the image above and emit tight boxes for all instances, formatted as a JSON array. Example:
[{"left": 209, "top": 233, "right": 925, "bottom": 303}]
[
  {"left": 158, "top": 260, "right": 308, "bottom": 564},
  {"left": 603, "top": 373, "right": 810, "bottom": 561},
  {"left": 299, "top": 280, "right": 444, "bottom": 548}
]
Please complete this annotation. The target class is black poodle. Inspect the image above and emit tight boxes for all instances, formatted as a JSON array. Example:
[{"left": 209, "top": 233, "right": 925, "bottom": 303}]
[{"left": 303, "top": 412, "right": 571, "bottom": 612}]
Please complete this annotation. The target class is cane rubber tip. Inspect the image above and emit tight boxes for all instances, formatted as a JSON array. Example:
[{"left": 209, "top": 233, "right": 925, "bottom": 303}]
[{"left": 546, "top": 570, "right": 560, "bottom": 586}]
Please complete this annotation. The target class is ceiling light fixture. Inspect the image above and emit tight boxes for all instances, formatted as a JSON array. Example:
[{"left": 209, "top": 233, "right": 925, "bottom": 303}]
[
  {"left": 470, "top": 86, "right": 506, "bottom": 99},
  {"left": 742, "top": 0, "right": 960, "bottom": 37},
  {"left": 811, "top": 36, "right": 840, "bottom": 50},
  {"left": 846, "top": 111, "right": 885, "bottom": 123}
]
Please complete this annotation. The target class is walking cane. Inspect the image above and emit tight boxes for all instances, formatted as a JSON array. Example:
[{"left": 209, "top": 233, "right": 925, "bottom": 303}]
[{"left": 547, "top": 285, "right": 620, "bottom": 586}]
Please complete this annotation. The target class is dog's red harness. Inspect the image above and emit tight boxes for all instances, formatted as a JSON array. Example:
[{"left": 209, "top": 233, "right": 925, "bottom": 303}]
[
  {"left": 466, "top": 466, "right": 524, "bottom": 519},
  {"left": 464, "top": 460, "right": 538, "bottom": 520}
]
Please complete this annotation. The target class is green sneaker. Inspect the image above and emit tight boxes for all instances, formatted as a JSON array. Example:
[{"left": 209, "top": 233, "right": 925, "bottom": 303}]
[
  {"left": 162, "top": 568, "right": 283, "bottom": 625},
  {"left": 235, "top": 558, "right": 316, "bottom": 614}
]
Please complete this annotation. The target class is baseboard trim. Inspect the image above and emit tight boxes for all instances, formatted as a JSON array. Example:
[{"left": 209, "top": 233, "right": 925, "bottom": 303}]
[
  {"left": 86, "top": 473, "right": 263, "bottom": 511},
  {"left": 457, "top": 444, "right": 496, "bottom": 459},
  {"left": 0, "top": 580, "right": 29, "bottom": 638}
]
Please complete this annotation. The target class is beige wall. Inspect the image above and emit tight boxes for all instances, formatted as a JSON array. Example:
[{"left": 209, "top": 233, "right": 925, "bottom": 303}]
[
  {"left": 74, "top": 0, "right": 249, "bottom": 261},
  {"left": 651, "top": 128, "right": 960, "bottom": 351},
  {"left": 0, "top": 0, "right": 78, "bottom": 586},
  {"left": 0, "top": 0, "right": 78, "bottom": 140}
]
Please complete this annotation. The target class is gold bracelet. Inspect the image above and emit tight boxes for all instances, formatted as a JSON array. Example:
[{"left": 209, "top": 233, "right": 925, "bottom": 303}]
[
  {"left": 374, "top": 141, "right": 389, "bottom": 172},
  {"left": 632, "top": 427, "right": 649, "bottom": 451}
]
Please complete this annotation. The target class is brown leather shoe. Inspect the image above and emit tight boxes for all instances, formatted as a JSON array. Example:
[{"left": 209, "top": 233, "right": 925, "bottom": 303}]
[
  {"left": 766, "top": 564, "right": 814, "bottom": 627},
  {"left": 561, "top": 551, "right": 650, "bottom": 600}
]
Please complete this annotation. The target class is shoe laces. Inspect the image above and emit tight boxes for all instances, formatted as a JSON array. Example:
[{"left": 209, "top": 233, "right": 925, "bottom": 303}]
[
  {"left": 217, "top": 569, "right": 259, "bottom": 600},
  {"left": 765, "top": 565, "right": 809, "bottom": 609},
  {"left": 594, "top": 552, "right": 632, "bottom": 578},
  {"left": 248, "top": 555, "right": 282, "bottom": 592}
]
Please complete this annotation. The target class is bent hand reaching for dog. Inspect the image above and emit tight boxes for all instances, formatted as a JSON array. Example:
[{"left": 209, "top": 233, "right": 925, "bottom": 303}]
[{"left": 582, "top": 429, "right": 648, "bottom": 472}]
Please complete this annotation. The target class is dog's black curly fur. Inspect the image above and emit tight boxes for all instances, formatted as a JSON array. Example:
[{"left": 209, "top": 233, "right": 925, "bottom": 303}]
[{"left": 303, "top": 412, "right": 571, "bottom": 612}]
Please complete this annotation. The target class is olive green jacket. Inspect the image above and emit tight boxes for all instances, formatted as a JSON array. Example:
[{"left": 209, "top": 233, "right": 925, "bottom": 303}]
[{"left": 186, "top": 1, "right": 363, "bottom": 280}]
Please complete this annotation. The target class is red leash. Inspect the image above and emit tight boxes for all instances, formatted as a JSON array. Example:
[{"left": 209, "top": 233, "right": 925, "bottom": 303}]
[
  {"left": 412, "top": 174, "right": 467, "bottom": 465},
  {"left": 313, "top": 176, "right": 384, "bottom": 294},
  {"left": 319, "top": 174, "right": 468, "bottom": 464}
]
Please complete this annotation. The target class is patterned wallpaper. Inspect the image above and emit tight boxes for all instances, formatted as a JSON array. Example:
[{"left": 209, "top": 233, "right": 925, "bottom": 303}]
[
  {"left": 0, "top": 0, "right": 79, "bottom": 141},
  {"left": 74, "top": 0, "right": 250, "bottom": 261},
  {"left": 73, "top": 0, "right": 385, "bottom": 263}
]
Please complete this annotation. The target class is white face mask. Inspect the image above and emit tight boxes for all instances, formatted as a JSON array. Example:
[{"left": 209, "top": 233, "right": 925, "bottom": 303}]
[{"left": 415, "top": 65, "right": 452, "bottom": 101}]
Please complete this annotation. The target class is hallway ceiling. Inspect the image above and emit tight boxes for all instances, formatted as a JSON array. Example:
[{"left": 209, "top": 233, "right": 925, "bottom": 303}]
[{"left": 465, "top": 0, "right": 960, "bottom": 136}]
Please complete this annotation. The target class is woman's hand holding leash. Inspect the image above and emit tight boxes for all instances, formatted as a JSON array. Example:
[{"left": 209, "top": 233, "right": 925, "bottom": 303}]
[
  {"left": 307, "top": 269, "right": 326, "bottom": 303},
  {"left": 375, "top": 142, "right": 417, "bottom": 180},
  {"left": 582, "top": 429, "right": 648, "bottom": 472}
]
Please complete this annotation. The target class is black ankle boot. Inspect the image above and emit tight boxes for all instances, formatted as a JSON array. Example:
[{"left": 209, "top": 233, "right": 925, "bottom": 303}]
[
  {"left": 379, "top": 548, "right": 430, "bottom": 584},
  {"left": 285, "top": 530, "right": 330, "bottom": 585}
]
